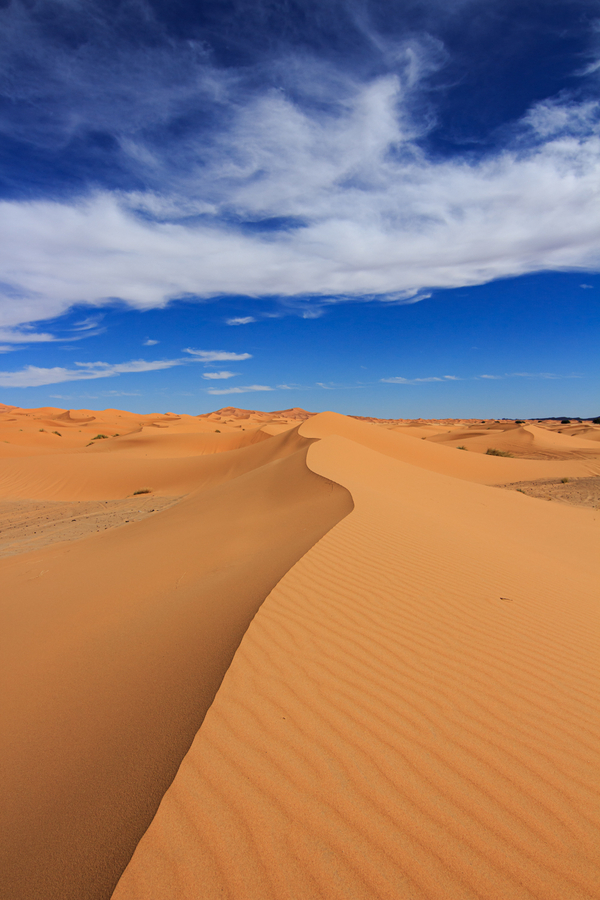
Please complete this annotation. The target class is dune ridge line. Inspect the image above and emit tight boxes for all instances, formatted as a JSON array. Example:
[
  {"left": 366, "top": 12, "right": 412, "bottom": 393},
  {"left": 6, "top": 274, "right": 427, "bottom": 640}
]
[{"left": 113, "top": 416, "right": 600, "bottom": 900}]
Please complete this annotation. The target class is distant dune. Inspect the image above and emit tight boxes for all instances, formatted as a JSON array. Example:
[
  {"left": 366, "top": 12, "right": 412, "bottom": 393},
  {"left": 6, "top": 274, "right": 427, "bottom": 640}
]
[{"left": 1, "top": 403, "right": 599, "bottom": 900}]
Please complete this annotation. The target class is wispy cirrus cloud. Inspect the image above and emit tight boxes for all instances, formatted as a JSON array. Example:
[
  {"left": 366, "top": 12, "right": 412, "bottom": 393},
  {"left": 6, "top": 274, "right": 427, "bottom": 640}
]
[
  {"left": 0, "top": 327, "right": 61, "bottom": 344},
  {"left": 184, "top": 349, "right": 252, "bottom": 362},
  {"left": 0, "top": 323, "right": 104, "bottom": 345},
  {"left": 205, "top": 384, "right": 273, "bottom": 395},
  {"left": 0, "top": 348, "right": 252, "bottom": 387},
  {"left": 0, "top": 358, "right": 181, "bottom": 388},
  {"left": 202, "top": 371, "right": 236, "bottom": 380},
  {"left": 478, "top": 372, "right": 581, "bottom": 380},
  {"left": 508, "top": 372, "right": 581, "bottom": 379},
  {"left": 381, "top": 375, "right": 457, "bottom": 384},
  {"left": 226, "top": 317, "right": 256, "bottom": 325}
]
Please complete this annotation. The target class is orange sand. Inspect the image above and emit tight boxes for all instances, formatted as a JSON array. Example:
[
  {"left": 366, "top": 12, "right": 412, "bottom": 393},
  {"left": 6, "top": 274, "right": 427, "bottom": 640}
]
[{"left": 0, "top": 402, "right": 598, "bottom": 900}]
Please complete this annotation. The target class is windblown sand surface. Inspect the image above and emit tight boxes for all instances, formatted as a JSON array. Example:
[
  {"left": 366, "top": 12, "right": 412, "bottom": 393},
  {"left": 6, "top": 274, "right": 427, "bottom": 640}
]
[{"left": 1, "top": 403, "right": 599, "bottom": 900}]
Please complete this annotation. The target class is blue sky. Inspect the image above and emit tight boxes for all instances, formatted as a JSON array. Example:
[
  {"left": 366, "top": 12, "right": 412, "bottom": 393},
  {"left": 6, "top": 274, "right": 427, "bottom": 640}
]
[{"left": 0, "top": 0, "right": 599, "bottom": 417}]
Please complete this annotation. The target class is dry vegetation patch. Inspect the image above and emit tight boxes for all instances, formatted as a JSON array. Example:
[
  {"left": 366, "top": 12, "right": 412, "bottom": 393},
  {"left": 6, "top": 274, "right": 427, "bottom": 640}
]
[
  {"left": 496, "top": 476, "right": 600, "bottom": 509},
  {"left": 0, "top": 495, "right": 182, "bottom": 558}
]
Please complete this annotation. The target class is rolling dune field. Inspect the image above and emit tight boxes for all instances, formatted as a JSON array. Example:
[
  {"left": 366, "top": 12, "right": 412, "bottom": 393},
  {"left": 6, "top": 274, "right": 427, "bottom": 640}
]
[{"left": 1, "top": 403, "right": 598, "bottom": 900}]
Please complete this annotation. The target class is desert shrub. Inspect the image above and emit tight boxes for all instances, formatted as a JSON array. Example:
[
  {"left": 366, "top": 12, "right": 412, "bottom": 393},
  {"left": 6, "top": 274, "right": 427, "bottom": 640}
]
[
  {"left": 133, "top": 488, "right": 152, "bottom": 495},
  {"left": 215, "top": 429, "right": 221, "bottom": 432},
  {"left": 38, "top": 428, "right": 46, "bottom": 433},
  {"left": 457, "top": 445, "right": 467, "bottom": 450},
  {"left": 52, "top": 431, "right": 62, "bottom": 436},
  {"left": 561, "top": 477, "right": 570, "bottom": 484},
  {"left": 486, "top": 448, "right": 513, "bottom": 457},
  {"left": 593, "top": 417, "right": 600, "bottom": 424},
  {"left": 561, "top": 418, "right": 570, "bottom": 424},
  {"left": 91, "top": 434, "right": 108, "bottom": 440},
  {"left": 515, "top": 419, "right": 524, "bottom": 424}
]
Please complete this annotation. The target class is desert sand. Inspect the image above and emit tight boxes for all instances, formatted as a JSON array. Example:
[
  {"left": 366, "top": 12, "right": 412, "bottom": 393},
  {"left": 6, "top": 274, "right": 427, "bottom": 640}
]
[{"left": 1, "top": 403, "right": 599, "bottom": 900}]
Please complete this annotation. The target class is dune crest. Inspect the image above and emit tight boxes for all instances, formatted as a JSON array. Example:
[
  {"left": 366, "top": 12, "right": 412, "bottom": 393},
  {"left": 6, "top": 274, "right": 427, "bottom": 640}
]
[
  {"left": 1, "top": 402, "right": 599, "bottom": 900},
  {"left": 113, "top": 416, "right": 600, "bottom": 900}
]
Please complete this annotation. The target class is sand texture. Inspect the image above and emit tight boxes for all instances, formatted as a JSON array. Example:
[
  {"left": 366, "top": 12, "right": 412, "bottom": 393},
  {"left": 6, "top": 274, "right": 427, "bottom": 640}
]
[
  {"left": 1, "top": 403, "right": 599, "bottom": 900},
  {"left": 114, "top": 420, "right": 600, "bottom": 900},
  {"left": 0, "top": 414, "right": 352, "bottom": 900}
]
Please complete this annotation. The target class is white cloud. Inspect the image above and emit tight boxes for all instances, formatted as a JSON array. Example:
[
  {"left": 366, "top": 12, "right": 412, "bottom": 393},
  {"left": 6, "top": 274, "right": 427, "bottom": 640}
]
[
  {"left": 0, "top": 357, "right": 184, "bottom": 388},
  {"left": 0, "top": 327, "right": 58, "bottom": 343},
  {"left": 508, "top": 372, "right": 576, "bottom": 379},
  {"left": 205, "top": 384, "right": 273, "bottom": 395},
  {"left": 226, "top": 316, "right": 256, "bottom": 325},
  {"left": 478, "top": 372, "right": 580, "bottom": 380},
  {"left": 0, "top": 348, "right": 255, "bottom": 388},
  {"left": 1, "top": 81, "right": 600, "bottom": 330},
  {"left": 523, "top": 99, "right": 600, "bottom": 139},
  {"left": 381, "top": 375, "right": 445, "bottom": 384},
  {"left": 183, "top": 349, "right": 252, "bottom": 362},
  {"left": 72, "top": 316, "right": 103, "bottom": 332},
  {"left": 143, "top": 338, "right": 159, "bottom": 345},
  {"left": 580, "top": 283, "right": 594, "bottom": 288}
]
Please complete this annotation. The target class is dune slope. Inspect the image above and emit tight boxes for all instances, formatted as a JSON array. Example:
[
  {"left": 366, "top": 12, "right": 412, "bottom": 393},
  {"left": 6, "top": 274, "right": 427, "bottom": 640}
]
[
  {"left": 113, "top": 425, "right": 600, "bottom": 899},
  {"left": 0, "top": 439, "right": 352, "bottom": 900},
  {"left": 301, "top": 412, "right": 600, "bottom": 481},
  {"left": 0, "top": 425, "right": 311, "bottom": 501}
]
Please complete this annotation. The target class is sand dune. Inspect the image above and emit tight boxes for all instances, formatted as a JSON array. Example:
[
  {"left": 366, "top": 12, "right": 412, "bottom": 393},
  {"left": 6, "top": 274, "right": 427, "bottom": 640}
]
[
  {"left": 2, "top": 402, "right": 599, "bottom": 900},
  {"left": 0, "top": 426, "right": 314, "bottom": 501},
  {"left": 427, "top": 423, "right": 600, "bottom": 459},
  {"left": 114, "top": 427, "right": 600, "bottom": 900},
  {"left": 301, "top": 411, "right": 600, "bottom": 481},
  {"left": 0, "top": 423, "right": 352, "bottom": 900}
]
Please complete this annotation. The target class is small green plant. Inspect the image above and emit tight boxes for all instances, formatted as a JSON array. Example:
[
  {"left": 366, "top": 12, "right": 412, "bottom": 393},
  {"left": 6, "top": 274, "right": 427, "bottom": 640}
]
[
  {"left": 91, "top": 433, "right": 109, "bottom": 440},
  {"left": 457, "top": 445, "right": 467, "bottom": 450},
  {"left": 52, "top": 431, "right": 62, "bottom": 436},
  {"left": 133, "top": 488, "right": 152, "bottom": 495},
  {"left": 517, "top": 488, "right": 526, "bottom": 493},
  {"left": 561, "top": 477, "right": 570, "bottom": 484},
  {"left": 39, "top": 428, "right": 46, "bottom": 433},
  {"left": 486, "top": 448, "right": 513, "bottom": 457},
  {"left": 215, "top": 429, "right": 221, "bottom": 432},
  {"left": 593, "top": 417, "right": 600, "bottom": 425},
  {"left": 561, "top": 418, "right": 570, "bottom": 425},
  {"left": 515, "top": 419, "right": 524, "bottom": 424}
]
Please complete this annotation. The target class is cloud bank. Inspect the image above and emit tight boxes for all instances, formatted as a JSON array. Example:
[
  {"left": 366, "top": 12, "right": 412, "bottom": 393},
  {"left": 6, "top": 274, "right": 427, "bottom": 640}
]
[
  {"left": 1, "top": 84, "right": 600, "bottom": 331},
  {"left": 1, "top": 0, "right": 600, "bottom": 333}
]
